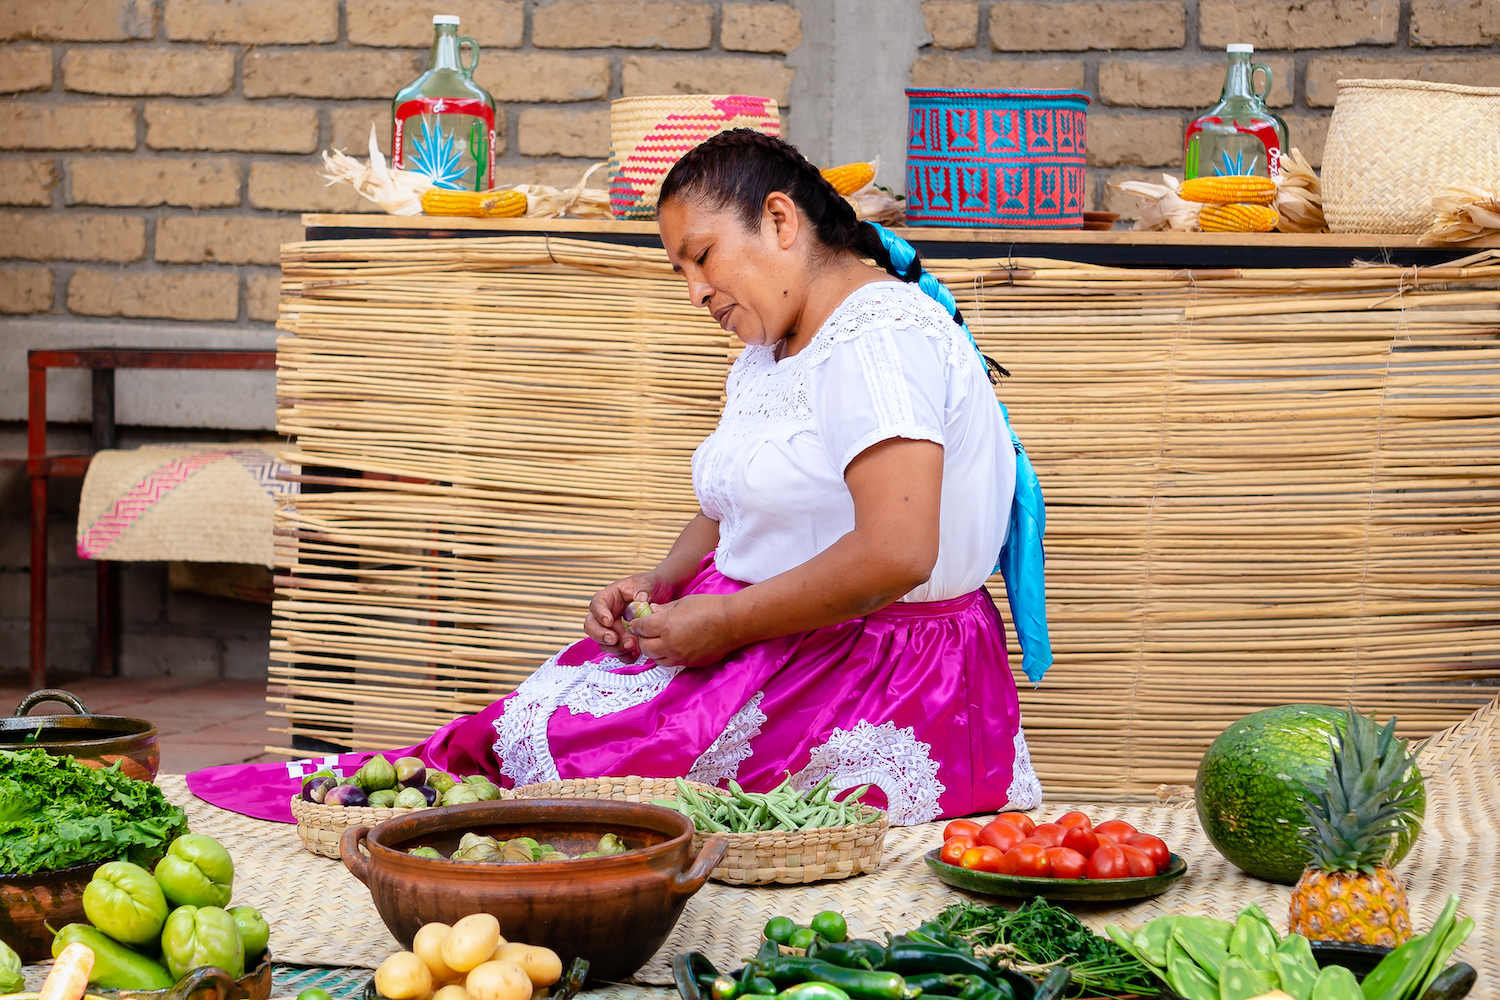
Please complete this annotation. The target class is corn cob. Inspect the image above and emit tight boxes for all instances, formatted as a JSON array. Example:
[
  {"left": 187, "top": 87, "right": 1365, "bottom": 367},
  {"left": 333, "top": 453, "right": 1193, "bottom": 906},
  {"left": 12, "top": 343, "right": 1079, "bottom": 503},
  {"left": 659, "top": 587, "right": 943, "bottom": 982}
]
[
  {"left": 1178, "top": 175, "right": 1276, "bottom": 206},
  {"left": 1198, "top": 202, "right": 1280, "bottom": 233},
  {"left": 421, "top": 188, "right": 527, "bottom": 218},
  {"left": 821, "top": 162, "right": 876, "bottom": 195}
]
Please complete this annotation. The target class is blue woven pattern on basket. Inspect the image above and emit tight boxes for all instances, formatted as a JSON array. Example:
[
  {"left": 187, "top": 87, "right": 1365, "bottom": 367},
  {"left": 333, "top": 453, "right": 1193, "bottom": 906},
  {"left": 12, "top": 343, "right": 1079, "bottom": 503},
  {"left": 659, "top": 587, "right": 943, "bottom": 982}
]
[{"left": 904, "top": 88, "right": 1090, "bottom": 229}]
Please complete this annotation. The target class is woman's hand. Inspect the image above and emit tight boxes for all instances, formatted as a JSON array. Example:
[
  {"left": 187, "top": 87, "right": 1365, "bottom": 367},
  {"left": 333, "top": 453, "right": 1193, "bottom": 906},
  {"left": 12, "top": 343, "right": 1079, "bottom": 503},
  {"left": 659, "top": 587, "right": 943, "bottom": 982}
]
[
  {"left": 584, "top": 572, "right": 675, "bottom": 661},
  {"left": 629, "top": 594, "right": 738, "bottom": 668}
]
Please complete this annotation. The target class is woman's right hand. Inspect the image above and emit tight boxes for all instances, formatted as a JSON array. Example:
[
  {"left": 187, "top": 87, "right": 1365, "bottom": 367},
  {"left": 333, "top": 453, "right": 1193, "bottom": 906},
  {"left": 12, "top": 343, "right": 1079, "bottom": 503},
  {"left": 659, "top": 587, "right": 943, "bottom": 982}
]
[{"left": 585, "top": 572, "right": 673, "bottom": 661}]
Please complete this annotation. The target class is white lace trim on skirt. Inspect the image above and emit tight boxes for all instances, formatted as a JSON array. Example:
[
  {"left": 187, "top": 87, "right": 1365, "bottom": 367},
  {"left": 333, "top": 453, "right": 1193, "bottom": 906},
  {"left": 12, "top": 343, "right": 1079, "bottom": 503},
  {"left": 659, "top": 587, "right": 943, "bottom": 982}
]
[
  {"left": 1005, "top": 722, "right": 1043, "bottom": 810},
  {"left": 492, "top": 653, "right": 682, "bottom": 787},
  {"left": 686, "top": 691, "right": 767, "bottom": 787},
  {"left": 792, "top": 719, "right": 946, "bottom": 826}
]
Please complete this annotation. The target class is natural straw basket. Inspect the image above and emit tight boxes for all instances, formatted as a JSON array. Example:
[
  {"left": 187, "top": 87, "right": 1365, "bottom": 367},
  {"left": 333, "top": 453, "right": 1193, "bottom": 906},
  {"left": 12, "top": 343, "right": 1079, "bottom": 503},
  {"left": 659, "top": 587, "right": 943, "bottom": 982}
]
[
  {"left": 289, "top": 794, "right": 471, "bottom": 859},
  {"left": 607, "top": 95, "right": 780, "bottom": 220},
  {"left": 1322, "top": 78, "right": 1500, "bottom": 233},
  {"left": 510, "top": 776, "right": 889, "bottom": 885}
]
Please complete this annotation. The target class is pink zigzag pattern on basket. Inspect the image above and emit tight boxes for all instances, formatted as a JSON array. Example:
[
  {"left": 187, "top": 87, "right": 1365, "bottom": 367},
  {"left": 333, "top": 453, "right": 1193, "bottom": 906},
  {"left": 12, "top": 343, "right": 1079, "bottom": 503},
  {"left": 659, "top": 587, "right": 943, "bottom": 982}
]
[
  {"left": 610, "top": 96, "right": 779, "bottom": 214},
  {"left": 77, "top": 450, "right": 233, "bottom": 560}
]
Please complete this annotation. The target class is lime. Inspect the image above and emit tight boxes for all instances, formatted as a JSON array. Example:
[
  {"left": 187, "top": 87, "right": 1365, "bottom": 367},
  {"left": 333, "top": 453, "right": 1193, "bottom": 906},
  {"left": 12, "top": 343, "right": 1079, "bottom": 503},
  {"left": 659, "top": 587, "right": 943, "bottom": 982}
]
[
  {"left": 763, "top": 916, "right": 797, "bottom": 944},
  {"left": 298, "top": 989, "right": 334, "bottom": 1000},
  {"left": 787, "top": 927, "right": 818, "bottom": 951},
  {"left": 810, "top": 910, "right": 848, "bottom": 944}
]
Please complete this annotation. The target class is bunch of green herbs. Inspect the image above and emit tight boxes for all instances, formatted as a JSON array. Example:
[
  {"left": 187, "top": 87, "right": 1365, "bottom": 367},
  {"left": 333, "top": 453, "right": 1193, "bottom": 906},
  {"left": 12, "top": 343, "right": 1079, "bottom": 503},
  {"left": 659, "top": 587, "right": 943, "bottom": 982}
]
[
  {"left": 940, "top": 897, "right": 1160, "bottom": 998},
  {"left": 0, "top": 748, "right": 187, "bottom": 875}
]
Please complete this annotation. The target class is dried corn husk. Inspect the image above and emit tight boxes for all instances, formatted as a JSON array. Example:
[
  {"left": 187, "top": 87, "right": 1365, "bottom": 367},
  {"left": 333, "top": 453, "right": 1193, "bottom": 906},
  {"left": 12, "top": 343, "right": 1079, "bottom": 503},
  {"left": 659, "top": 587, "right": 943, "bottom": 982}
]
[
  {"left": 1112, "top": 173, "right": 1200, "bottom": 231},
  {"left": 507, "top": 162, "right": 612, "bottom": 219},
  {"left": 321, "top": 124, "right": 433, "bottom": 216},
  {"left": 843, "top": 156, "right": 905, "bottom": 225},
  {"left": 1274, "top": 147, "right": 1327, "bottom": 233},
  {"left": 1420, "top": 185, "right": 1500, "bottom": 244}
]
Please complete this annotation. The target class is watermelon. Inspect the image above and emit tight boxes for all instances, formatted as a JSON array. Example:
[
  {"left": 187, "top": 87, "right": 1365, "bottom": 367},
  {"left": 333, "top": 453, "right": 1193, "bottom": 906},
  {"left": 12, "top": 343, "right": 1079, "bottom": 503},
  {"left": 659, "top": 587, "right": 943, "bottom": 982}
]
[{"left": 1194, "top": 704, "right": 1425, "bottom": 884}]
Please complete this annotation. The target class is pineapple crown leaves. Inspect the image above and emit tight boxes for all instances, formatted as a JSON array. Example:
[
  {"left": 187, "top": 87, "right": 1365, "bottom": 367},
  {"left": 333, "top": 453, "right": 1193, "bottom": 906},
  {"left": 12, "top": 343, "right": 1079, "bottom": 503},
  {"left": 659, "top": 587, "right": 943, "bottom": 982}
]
[{"left": 1295, "top": 705, "right": 1424, "bottom": 874}]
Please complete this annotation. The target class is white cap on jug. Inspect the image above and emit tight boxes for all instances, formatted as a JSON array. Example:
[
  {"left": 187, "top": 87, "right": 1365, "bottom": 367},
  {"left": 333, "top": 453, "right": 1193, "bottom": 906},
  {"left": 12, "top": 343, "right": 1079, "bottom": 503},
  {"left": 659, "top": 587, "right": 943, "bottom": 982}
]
[
  {"left": 433, "top": 14, "right": 460, "bottom": 24},
  {"left": 1226, "top": 43, "right": 1254, "bottom": 52}
]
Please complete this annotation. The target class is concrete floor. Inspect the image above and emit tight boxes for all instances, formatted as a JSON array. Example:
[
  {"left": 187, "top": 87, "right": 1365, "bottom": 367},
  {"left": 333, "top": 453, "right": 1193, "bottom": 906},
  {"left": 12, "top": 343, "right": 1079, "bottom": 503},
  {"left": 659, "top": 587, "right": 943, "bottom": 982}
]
[{"left": 1, "top": 677, "right": 283, "bottom": 773}]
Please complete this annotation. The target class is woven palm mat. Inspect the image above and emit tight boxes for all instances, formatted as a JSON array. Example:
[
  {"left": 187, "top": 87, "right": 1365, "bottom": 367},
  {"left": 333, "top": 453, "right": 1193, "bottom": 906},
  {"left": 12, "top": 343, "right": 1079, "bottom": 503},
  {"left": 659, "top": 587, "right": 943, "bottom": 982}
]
[{"left": 69, "top": 703, "right": 1488, "bottom": 992}]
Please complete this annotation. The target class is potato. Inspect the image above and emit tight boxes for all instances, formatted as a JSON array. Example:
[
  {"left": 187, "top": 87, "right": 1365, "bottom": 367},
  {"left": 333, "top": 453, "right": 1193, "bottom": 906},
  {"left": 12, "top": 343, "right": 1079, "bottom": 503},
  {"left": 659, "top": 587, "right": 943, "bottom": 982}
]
[
  {"left": 376, "top": 952, "right": 434, "bottom": 1000},
  {"left": 414, "top": 922, "right": 459, "bottom": 982},
  {"left": 442, "top": 914, "right": 502, "bottom": 974},
  {"left": 495, "top": 944, "right": 562, "bottom": 987},
  {"left": 433, "top": 985, "right": 470, "bottom": 1000},
  {"left": 464, "top": 961, "right": 532, "bottom": 1000}
]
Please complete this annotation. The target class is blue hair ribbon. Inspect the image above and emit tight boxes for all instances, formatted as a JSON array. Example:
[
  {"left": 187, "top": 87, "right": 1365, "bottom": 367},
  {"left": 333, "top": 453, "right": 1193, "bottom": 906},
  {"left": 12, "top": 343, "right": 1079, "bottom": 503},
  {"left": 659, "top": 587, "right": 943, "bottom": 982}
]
[{"left": 870, "top": 223, "right": 1053, "bottom": 684}]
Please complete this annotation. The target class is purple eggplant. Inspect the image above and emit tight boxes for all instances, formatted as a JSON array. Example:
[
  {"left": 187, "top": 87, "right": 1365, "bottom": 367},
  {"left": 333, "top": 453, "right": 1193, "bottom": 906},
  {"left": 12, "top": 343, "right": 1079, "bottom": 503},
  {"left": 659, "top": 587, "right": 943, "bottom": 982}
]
[
  {"left": 395, "top": 756, "right": 427, "bottom": 789},
  {"left": 303, "top": 776, "right": 337, "bottom": 803},
  {"left": 325, "top": 783, "right": 369, "bottom": 807}
]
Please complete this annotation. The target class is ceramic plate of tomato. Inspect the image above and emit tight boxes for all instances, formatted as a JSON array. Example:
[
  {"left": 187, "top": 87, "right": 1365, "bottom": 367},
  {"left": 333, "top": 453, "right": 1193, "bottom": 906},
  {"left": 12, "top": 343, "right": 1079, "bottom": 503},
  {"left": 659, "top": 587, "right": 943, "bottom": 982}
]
[{"left": 925, "top": 812, "right": 1188, "bottom": 902}]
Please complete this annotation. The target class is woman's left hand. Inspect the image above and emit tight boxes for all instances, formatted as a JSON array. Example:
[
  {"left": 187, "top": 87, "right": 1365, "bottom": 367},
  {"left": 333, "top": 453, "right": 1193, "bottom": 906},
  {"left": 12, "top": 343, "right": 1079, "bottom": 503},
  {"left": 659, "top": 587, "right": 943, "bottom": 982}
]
[{"left": 629, "top": 594, "right": 738, "bottom": 667}]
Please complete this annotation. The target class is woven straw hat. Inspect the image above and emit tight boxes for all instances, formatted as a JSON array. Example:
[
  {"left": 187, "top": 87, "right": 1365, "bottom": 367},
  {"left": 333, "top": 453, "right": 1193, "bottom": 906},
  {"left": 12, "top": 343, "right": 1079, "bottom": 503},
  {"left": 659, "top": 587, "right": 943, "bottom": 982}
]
[{"left": 607, "top": 94, "right": 781, "bottom": 220}]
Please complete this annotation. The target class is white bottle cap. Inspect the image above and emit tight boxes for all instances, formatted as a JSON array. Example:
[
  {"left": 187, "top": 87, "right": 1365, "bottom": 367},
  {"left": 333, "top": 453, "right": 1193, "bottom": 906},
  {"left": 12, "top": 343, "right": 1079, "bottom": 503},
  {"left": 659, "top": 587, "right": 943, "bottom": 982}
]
[
  {"left": 1227, "top": 43, "right": 1254, "bottom": 52},
  {"left": 433, "top": 14, "right": 460, "bottom": 24}
]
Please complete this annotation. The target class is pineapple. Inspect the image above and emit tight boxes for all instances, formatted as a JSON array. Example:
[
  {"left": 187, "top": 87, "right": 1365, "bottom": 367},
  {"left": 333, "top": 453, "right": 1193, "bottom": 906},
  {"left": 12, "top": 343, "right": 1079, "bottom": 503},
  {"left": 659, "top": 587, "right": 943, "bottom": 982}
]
[{"left": 1287, "top": 706, "right": 1424, "bottom": 948}]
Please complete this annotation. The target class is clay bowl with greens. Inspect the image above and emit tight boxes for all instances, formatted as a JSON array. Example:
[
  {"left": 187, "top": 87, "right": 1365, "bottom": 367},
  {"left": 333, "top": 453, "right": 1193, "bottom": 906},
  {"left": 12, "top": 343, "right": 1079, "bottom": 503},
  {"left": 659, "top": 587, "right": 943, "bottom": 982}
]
[{"left": 341, "top": 798, "right": 727, "bottom": 982}]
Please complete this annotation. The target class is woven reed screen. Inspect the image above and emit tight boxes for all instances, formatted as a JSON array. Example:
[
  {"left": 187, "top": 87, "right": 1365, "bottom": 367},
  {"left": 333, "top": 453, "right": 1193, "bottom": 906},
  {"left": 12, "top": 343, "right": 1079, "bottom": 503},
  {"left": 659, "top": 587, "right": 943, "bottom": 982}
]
[{"left": 272, "top": 237, "right": 1500, "bottom": 799}]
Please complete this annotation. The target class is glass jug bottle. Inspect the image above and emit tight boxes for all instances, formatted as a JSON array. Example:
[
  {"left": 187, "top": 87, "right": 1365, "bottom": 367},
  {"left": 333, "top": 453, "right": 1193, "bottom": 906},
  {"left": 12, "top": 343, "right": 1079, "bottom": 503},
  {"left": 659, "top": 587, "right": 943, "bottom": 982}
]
[
  {"left": 1184, "top": 44, "right": 1290, "bottom": 179},
  {"left": 392, "top": 15, "right": 496, "bottom": 191}
]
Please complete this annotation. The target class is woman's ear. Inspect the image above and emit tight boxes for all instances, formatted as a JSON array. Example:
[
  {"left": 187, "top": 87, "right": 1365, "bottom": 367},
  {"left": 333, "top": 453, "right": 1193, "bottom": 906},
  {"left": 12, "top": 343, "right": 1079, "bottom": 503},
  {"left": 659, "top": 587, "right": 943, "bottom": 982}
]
[{"left": 764, "top": 190, "right": 801, "bottom": 250}]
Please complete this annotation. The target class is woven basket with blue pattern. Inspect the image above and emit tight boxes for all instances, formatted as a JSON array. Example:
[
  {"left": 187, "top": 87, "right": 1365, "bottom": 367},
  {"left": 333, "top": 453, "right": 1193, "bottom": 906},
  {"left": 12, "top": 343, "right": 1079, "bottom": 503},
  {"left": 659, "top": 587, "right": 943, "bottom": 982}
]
[{"left": 904, "top": 88, "right": 1090, "bottom": 229}]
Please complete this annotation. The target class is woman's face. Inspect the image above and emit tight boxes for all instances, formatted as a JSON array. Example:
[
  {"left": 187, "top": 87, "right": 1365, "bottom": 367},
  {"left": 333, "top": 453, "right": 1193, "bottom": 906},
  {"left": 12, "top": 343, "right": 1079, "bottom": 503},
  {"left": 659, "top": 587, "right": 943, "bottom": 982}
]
[{"left": 658, "top": 193, "right": 806, "bottom": 348}]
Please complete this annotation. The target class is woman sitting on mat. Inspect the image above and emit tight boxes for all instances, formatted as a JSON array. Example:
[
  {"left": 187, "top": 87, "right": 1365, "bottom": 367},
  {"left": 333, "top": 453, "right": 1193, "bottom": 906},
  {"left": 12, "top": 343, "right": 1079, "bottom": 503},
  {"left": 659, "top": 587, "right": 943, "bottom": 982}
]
[{"left": 406, "top": 130, "right": 1045, "bottom": 824}]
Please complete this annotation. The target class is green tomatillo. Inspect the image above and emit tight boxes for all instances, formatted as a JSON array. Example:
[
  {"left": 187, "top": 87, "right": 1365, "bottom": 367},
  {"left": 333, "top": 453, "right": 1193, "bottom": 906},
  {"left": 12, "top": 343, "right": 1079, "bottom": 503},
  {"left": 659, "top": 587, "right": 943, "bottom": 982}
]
[
  {"left": 155, "top": 834, "right": 234, "bottom": 908},
  {"left": 161, "top": 905, "right": 245, "bottom": 980},
  {"left": 83, "top": 860, "right": 170, "bottom": 946}
]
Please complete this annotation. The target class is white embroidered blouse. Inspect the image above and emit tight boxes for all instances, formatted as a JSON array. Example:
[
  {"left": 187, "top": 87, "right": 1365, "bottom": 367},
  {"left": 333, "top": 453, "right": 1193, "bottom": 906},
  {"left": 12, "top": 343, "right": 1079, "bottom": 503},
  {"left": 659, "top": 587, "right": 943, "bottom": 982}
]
[{"left": 691, "top": 281, "right": 1015, "bottom": 603}]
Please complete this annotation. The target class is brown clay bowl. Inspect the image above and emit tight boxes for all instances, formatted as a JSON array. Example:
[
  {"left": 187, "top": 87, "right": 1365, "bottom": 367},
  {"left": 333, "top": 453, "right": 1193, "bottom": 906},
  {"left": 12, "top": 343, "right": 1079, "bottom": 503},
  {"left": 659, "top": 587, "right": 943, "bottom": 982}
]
[
  {"left": 4, "top": 689, "right": 160, "bottom": 781},
  {"left": 0, "top": 860, "right": 101, "bottom": 962},
  {"left": 341, "top": 798, "right": 728, "bottom": 982}
]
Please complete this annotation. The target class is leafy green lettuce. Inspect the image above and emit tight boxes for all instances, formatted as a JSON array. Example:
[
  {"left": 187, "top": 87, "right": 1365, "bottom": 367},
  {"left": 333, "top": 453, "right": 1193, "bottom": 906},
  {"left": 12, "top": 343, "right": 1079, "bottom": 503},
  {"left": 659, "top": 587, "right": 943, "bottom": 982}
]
[{"left": 0, "top": 748, "right": 188, "bottom": 875}]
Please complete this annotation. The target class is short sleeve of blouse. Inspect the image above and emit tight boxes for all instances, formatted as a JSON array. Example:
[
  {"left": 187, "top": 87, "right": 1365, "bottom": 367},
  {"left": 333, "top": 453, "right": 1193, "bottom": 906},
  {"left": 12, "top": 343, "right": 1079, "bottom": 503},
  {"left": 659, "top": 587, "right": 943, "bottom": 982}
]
[{"left": 812, "top": 320, "right": 948, "bottom": 474}]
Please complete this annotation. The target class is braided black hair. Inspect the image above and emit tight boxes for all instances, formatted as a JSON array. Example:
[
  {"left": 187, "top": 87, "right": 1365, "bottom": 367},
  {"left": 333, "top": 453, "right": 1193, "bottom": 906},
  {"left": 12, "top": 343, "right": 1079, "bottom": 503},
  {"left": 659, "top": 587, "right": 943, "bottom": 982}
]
[{"left": 658, "top": 129, "right": 1007, "bottom": 383}]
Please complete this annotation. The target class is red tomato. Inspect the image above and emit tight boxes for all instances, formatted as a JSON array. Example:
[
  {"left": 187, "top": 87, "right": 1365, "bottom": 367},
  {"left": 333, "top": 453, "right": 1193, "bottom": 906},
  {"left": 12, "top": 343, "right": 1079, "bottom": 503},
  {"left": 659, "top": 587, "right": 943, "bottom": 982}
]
[
  {"left": 1095, "top": 832, "right": 1117, "bottom": 847},
  {"left": 959, "top": 845, "right": 1006, "bottom": 873},
  {"left": 1030, "top": 823, "right": 1067, "bottom": 847},
  {"left": 1004, "top": 843, "right": 1051, "bottom": 877},
  {"left": 1085, "top": 844, "right": 1129, "bottom": 879},
  {"left": 940, "top": 835, "right": 974, "bottom": 866},
  {"left": 1055, "top": 811, "right": 1092, "bottom": 830},
  {"left": 1127, "top": 833, "right": 1171, "bottom": 870},
  {"left": 1044, "top": 846, "right": 1088, "bottom": 879},
  {"left": 977, "top": 820, "right": 1026, "bottom": 853},
  {"left": 995, "top": 812, "right": 1037, "bottom": 836},
  {"left": 1018, "top": 835, "right": 1055, "bottom": 850},
  {"left": 1119, "top": 844, "right": 1157, "bottom": 878},
  {"left": 943, "top": 819, "right": 983, "bottom": 842},
  {"left": 1094, "top": 820, "right": 1139, "bottom": 842},
  {"left": 1061, "top": 825, "right": 1100, "bottom": 857}
]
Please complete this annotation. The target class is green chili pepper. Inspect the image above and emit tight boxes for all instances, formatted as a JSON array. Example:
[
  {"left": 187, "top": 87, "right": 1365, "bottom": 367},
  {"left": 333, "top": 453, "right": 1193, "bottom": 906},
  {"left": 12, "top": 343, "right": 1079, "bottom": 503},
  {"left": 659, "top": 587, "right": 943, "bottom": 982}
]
[
  {"left": 752, "top": 956, "right": 918, "bottom": 1000},
  {"left": 775, "top": 985, "right": 849, "bottom": 1000},
  {"left": 714, "top": 975, "right": 744, "bottom": 1000},
  {"left": 881, "top": 943, "right": 995, "bottom": 983},
  {"left": 815, "top": 940, "right": 887, "bottom": 972},
  {"left": 898, "top": 974, "right": 967, "bottom": 998}
]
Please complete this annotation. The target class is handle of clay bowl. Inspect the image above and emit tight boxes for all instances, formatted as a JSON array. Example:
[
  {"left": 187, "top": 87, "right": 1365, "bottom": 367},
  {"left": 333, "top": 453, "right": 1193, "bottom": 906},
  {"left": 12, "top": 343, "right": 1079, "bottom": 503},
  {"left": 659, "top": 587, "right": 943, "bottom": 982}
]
[
  {"left": 340, "top": 825, "right": 373, "bottom": 883},
  {"left": 16, "top": 688, "right": 90, "bottom": 717},
  {"left": 166, "top": 965, "right": 242, "bottom": 1000},
  {"left": 673, "top": 834, "right": 727, "bottom": 894}
]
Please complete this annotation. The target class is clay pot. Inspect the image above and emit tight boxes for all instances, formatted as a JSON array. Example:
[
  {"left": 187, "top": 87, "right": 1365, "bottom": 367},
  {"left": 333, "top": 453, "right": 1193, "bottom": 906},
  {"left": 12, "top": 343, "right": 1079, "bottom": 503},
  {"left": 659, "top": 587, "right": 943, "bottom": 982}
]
[
  {"left": 341, "top": 798, "right": 727, "bottom": 982},
  {"left": 3, "top": 689, "right": 159, "bottom": 782},
  {"left": 0, "top": 861, "right": 99, "bottom": 962}
]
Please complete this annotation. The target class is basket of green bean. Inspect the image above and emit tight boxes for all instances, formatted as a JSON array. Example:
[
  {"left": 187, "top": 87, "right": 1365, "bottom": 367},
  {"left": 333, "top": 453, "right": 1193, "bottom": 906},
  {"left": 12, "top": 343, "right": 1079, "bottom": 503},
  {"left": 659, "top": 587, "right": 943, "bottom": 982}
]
[{"left": 510, "top": 776, "right": 888, "bottom": 885}]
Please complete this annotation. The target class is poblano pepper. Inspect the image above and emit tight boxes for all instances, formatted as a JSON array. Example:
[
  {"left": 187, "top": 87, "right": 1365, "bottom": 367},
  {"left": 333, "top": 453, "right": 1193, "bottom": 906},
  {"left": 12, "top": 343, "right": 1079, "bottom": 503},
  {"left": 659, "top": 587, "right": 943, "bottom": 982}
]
[
  {"left": 155, "top": 833, "right": 234, "bottom": 908},
  {"left": 161, "top": 904, "right": 245, "bottom": 980},
  {"left": 83, "top": 860, "right": 170, "bottom": 945},
  {"left": 52, "top": 923, "right": 175, "bottom": 990}
]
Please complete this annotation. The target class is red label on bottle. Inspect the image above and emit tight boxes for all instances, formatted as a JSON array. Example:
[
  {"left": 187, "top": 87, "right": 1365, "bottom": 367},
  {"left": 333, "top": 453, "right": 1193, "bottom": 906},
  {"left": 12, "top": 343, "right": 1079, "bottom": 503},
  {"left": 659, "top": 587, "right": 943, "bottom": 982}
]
[
  {"left": 393, "top": 97, "right": 495, "bottom": 190},
  {"left": 1184, "top": 116, "right": 1282, "bottom": 179}
]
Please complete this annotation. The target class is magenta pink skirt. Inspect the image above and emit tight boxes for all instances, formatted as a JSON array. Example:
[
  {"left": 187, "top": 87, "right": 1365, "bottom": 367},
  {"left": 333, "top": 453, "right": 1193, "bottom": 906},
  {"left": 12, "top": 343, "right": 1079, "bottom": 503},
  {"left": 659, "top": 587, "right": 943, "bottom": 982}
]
[{"left": 187, "top": 558, "right": 1040, "bottom": 825}]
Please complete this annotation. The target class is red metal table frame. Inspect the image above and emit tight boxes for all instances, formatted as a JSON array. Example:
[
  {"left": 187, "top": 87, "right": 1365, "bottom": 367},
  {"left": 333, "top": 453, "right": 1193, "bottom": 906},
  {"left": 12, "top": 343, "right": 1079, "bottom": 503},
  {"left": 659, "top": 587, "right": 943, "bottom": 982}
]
[{"left": 22, "top": 348, "right": 277, "bottom": 688}]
